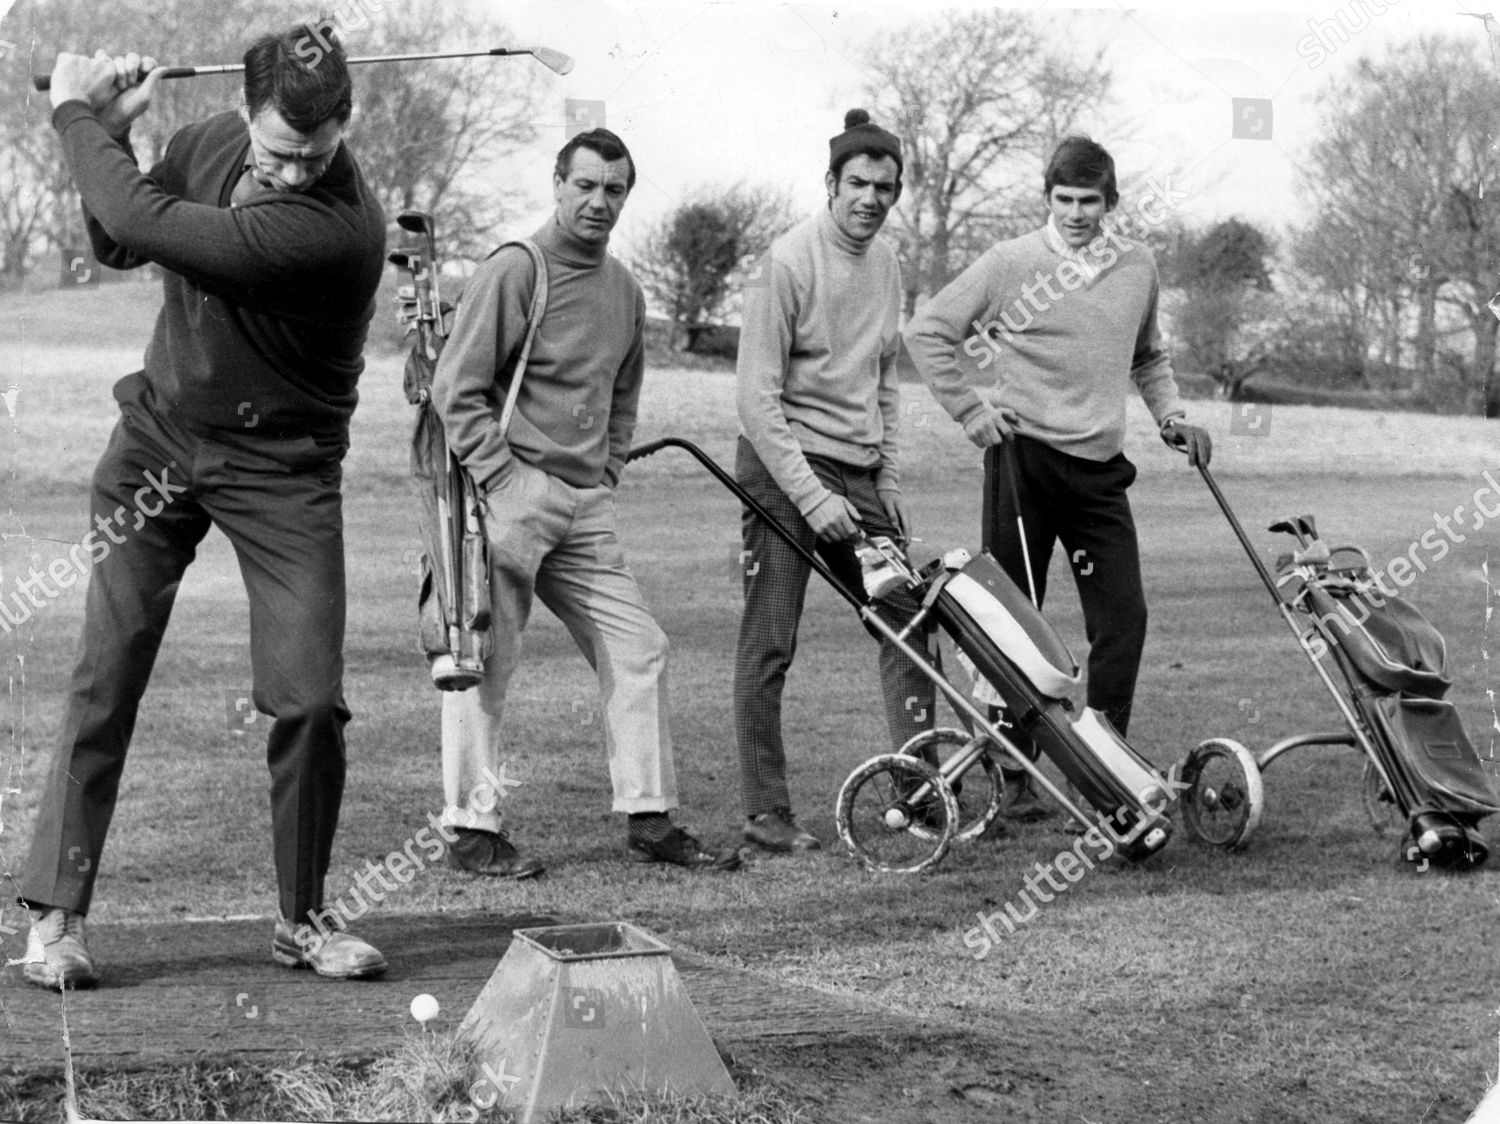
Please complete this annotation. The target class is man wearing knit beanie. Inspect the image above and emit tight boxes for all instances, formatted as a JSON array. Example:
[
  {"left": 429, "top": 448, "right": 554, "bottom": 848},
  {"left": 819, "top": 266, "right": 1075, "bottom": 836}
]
[
  {"left": 733, "top": 109, "right": 937, "bottom": 853},
  {"left": 905, "top": 135, "right": 1211, "bottom": 819}
]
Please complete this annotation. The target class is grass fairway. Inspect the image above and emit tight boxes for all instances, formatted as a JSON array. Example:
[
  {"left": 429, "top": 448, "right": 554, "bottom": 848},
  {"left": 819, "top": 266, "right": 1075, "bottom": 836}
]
[{"left": 2, "top": 285, "right": 1500, "bottom": 1122}]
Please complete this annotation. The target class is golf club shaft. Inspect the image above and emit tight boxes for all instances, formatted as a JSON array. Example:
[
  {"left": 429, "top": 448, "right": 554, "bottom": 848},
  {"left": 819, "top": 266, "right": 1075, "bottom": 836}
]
[
  {"left": 1001, "top": 440, "right": 1040, "bottom": 609},
  {"left": 33, "top": 45, "right": 572, "bottom": 91}
]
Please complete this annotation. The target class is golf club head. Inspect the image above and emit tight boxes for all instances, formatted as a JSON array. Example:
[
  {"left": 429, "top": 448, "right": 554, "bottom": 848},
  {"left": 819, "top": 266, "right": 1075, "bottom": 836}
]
[
  {"left": 528, "top": 46, "right": 575, "bottom": 75},
  {"left": 1267, "top": 517, "right": 1309, "bottom": 546},
  {"left": 1296, "top": 514, "right": 1319, "bottom": 541},
  {"left": 388, "top": 248, "right": 420, "bottom": 270},
  {"left": 396, "top": 211, "right": 436, "bottom": 237}
]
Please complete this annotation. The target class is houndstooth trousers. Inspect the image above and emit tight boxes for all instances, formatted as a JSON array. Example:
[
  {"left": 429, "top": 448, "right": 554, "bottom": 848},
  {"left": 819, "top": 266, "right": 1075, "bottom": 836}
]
[{"left": 732, "top": 437, "right": 936, "bottom": 818}]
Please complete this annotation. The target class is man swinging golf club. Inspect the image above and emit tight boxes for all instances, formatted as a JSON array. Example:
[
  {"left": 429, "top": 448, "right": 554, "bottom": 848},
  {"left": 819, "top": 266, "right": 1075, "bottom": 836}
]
[
  {"left": 15, "top": 27, "right": 388, "bottom": 987},
  {"left": 905, "top": 135, "right": 1210, "bottom": 819}
]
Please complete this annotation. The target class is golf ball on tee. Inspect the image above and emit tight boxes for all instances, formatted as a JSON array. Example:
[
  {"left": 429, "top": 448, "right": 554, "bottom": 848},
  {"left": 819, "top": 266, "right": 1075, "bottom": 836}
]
[{"left": 410, "top": 993, "right": 440, "bottom": 1023}]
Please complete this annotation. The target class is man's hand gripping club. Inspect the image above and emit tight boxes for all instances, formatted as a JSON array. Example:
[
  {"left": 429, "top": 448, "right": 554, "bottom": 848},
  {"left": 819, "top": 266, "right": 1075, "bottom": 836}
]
[{"left": 49, "top": 50, "right": 166, "bottom": 138}]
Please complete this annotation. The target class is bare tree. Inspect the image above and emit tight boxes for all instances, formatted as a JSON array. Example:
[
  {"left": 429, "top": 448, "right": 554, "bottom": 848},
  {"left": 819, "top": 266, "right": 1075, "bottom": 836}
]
[
  {"left": 1297, "top": 35, "right": 1500, "bottom": 415},
  {"left": 338, "top": 0, "right": 547, "bottom": 262},
  {"left": 860, "top": 8, "right": 1110, "bottom": 317},
  {"left": 0, "top": 0, "right": 546, "bottom": 280}
]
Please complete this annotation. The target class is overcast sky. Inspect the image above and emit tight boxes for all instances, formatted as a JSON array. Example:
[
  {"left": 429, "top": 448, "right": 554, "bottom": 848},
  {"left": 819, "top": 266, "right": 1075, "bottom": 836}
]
[
  {"left": 474, "top": 0, "right": 1494, "bottom": 254},
  {"left": 3, "top": 0, "right": 1489, "bottom": 254}
]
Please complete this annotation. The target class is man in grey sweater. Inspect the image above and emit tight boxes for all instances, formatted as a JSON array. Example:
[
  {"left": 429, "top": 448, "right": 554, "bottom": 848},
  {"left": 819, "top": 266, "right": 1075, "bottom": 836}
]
[
  {"left": 905, "top": 135, "right": 1210, "bottom": 815},
  {"left": 734, "top": 109, "right": 936, "bottom": 853},
  {"left": 432, "top": 128, "right": 739, "bottom": 872}
]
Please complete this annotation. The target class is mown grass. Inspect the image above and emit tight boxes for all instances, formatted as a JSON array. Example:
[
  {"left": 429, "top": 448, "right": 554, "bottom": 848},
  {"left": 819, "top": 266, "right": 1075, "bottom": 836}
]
[
  {"left": 2, "top": 1032, "right": 812, "bottom": 1122},
  {"left": 2, "top": 285, "right": 1499, "bottom": 1122}
]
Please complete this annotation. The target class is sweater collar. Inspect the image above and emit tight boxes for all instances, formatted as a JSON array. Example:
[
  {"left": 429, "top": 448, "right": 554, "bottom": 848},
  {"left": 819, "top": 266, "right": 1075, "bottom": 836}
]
[
  {"left": 1042, "top": 214, "right": 1112, "bottom": 285},
  {"left": 534, "top": 215, "right": 609, "bottom": 268},
  {"left": 818, "top": 206, "right": 872, "bottom": 257}
]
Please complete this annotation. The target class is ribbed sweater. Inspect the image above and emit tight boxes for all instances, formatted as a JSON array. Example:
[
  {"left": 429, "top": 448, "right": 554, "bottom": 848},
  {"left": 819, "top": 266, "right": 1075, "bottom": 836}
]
[
  {"left": 737, "top": 208, "right": 903, "bottom": 518},
  {"left": 903, "top": 226, "right": 1184, "bottom": 461},
  {"left": 433, "top": 217, "right": 645, "bottom": 491},
  {"left": 54, "top": 103, "right": 385, "bottom": 442}
]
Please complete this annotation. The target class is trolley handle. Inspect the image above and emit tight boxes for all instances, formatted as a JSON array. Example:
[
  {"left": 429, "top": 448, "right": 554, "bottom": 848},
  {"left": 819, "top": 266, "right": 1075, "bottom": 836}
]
[{"left": 624, "top": 436, "right": 868, "bottom": 613}]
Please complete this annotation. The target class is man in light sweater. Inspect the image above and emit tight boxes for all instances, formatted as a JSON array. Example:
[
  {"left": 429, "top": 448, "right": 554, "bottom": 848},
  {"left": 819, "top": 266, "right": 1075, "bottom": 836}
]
[
  {"left": 735, "top": 109, "right": 936, "bottom": 853},
  {"left": 431, "top": 128, "right": 740, "bottom": 873},
  {"left": 904, "top": 135, "right": 1211, "bottom": 815}
]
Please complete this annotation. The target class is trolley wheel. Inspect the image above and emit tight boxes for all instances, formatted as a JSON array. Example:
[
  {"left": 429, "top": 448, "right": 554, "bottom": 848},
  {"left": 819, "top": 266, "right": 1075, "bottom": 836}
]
[
  {"left": 835, "top": 754, "right": 959, "bottom": 874},
  {"left": 898, "top": 727, "right": 1005, "bottom": 843},
  {"left": 1360, "top": 758, "right": 1403, "bottom": 837},
  {"left": 1179, "top": 738, "right": 1264, "bottom": 850}
]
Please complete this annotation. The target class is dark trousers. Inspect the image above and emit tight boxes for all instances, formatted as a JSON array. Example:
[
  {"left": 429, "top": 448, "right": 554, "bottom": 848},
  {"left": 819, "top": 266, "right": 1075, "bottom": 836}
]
[
  {"left": 18, "top": 390, "right": 350, "bottom": 924},
  {"left": 733, "top": 437, "right": 935, "bottom": 817},
  {"left": 981, "top": 437, "right": 1146, "bottom": 737}
]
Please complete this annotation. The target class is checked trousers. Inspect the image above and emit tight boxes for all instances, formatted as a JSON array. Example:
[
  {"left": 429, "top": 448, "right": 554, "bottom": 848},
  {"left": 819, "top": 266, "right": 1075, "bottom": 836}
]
[
  {"left": 733, "top": 437, "right": 935, "bottom": 818},
  {"left": 981, "top": 436, "right": 1147, "bottom": 738},
  {"left": 17, "top": 378, "right": 351, "bottom": 926}
]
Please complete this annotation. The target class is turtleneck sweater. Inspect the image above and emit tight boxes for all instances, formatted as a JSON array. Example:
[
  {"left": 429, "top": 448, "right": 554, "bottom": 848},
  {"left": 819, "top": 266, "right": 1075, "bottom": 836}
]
[
  {"left": 736, "top": 206, "right": 903, "bottom": 519},
  {"left": 434, "top": 216, "right": 646, "bottom": 490}
]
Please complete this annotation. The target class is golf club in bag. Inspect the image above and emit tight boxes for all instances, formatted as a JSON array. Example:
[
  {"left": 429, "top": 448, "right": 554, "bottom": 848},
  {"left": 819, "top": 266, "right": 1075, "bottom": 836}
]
[
  {"left": 390, "top": 214, "right": 548, "bottom": 690},
  {"left": 625, "top": 437, "right": 1176, "bottom": 874},
  {"left": 1178, "top": 462, "right": 1499, "bottom": 870}
]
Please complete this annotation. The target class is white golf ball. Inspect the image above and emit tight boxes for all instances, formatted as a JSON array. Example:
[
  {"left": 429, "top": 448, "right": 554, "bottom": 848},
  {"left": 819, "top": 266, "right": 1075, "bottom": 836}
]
[{"left": 410, "top": 993, "right": 440, "bottom": 1024}]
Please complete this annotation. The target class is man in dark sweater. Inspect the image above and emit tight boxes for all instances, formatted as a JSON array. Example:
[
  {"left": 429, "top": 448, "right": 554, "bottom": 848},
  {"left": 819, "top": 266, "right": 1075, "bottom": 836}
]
[
  {"left": 15, "top": 31, "right": 388, "bottom": 988},
  {"left": 430, "top": 129, "right": 740, "bottom": 873}
]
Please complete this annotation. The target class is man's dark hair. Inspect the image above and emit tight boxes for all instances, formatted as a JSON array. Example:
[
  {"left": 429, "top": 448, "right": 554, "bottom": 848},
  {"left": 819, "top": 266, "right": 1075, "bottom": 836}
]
[
  {"left": 554, "top": 128, "right": 636, "bottom": 192},
  {"left": 1044, "top": 135, "right": 1118, "bottom": 209},
  {"left": 243, "top": 23, "right": 354, "bottom": 131}
]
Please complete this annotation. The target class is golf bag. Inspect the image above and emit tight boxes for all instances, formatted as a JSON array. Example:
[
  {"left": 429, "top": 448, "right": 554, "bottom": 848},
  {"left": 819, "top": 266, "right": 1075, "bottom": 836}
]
[
  {"left": 930, "top": 549, "right": 1174, "bottom": 859},
  {"left": 1285, "top": 544, "right": 1499, "bottom": 866},
  {"left": 623, "top": 437, "right": 1174, "bottom": 873},
  {"left": 393, "top": 219, "right": 547, "bottom": 690}
]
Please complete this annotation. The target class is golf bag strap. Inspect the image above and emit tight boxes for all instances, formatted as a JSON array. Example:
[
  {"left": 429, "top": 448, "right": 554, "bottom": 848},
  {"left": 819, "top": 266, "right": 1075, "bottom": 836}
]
[{"left": 491, "top": 238, "right": 549, "bottom": 438}]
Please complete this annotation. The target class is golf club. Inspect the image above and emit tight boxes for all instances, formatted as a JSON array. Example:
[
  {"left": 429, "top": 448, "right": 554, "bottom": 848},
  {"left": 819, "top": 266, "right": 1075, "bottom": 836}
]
[
  {"left": 397, "top": 211, "right": 443, "bottom": 333},
  {"left": 33, "top": 44, "right": 574, "bottom": 91},
  {"left": 1001, "top": 439, "right": 1040, "bottom": 609}
]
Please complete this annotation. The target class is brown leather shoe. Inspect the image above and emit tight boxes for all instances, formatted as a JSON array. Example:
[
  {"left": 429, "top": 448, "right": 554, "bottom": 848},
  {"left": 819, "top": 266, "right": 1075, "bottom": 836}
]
[
  {"left": 744, "top": 810, "right": 822, "bottom": 852},
  {"left": 445, "top": 827, "right": 545, "bottom": 878},
  {"left": 21, "top": 908, "right": 99, "bottom": 991}
]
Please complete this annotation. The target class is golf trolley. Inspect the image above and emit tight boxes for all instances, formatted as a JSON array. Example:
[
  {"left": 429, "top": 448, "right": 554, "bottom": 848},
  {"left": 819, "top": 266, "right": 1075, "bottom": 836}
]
[
  {"left": 1177, "top": 465, "right": 1500, "bottom": 870},
  {"left": 625, "top": 437, "right": 1177, "bottom": 875}
]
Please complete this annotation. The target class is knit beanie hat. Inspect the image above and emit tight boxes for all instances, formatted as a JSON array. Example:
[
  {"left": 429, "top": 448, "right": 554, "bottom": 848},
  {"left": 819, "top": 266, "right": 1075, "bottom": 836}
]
[{"left": 829, "top": 108, "right": 902, "bottom": 175}]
